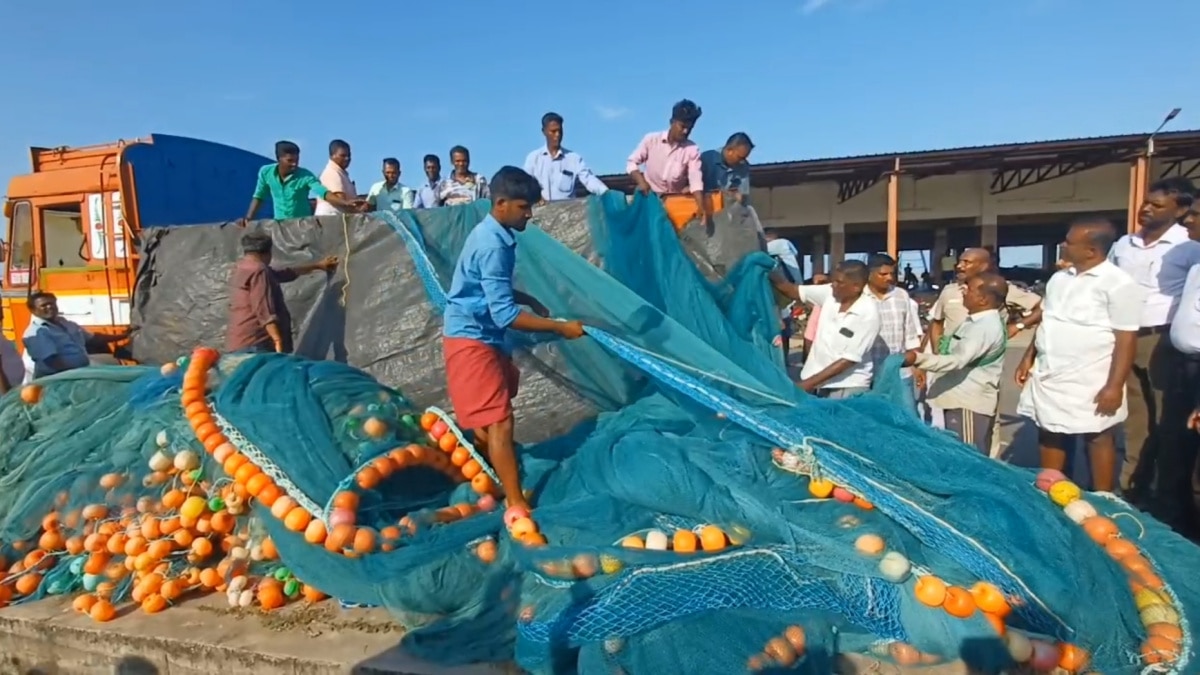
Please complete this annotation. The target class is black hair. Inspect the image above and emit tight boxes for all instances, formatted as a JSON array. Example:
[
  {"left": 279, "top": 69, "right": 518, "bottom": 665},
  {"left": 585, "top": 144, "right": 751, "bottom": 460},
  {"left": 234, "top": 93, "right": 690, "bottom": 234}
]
[
  {"left": 328, "top": 139, "right": 350, "bottom": 156},
  {"left": 449, "top": 145, "right": 470, "bottom": 159},
  {"left": 975, "top": 272, "right": 1009, "bottom": 306},
  {"left": 671, "top": 99, "right": 702, "bottom": 125},
  {"left": 1069, "top": 216, "right": 1119, "bottom": 255},
  {"left": 725, "top": 132, "right": 755, "bottom": 150},
  {"left": 26, "top": 291, "right": 56, "bottom": 309},
  {"left": 274, "top": 141, "right": 300, "bottom": 159},
  {"left": 763, "top": 228, "right": 779, "bottom": 239},
  {"left": 489, "top": 166, "right": 542, "bottom": 203},
  {"left": 422, "top": 154, "right": 440, "bottom": 166},
  {"left": 382, "top": 157, "right": 400, "bottom": 169},
  {"left": 1149, "top": 176, "right": 1197, "bottom": 208},
  {"left": 240, "top": 232, "right": 274, "bottom": 255},
  {"left": 866, "top": 253, "right": 896, "bottom": 271},
  {"left": 541, "top": 112, "right": 563, "bottom": 128},
  {"left": 835, "top": 260, "right": 869, "bottom": 284}
]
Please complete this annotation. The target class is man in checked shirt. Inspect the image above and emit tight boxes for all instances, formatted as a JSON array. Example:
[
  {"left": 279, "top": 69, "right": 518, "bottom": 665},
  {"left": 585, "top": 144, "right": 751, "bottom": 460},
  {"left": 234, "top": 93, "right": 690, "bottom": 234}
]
[{"left": 864, "top": 253, "right": 923, "bottom": 388}]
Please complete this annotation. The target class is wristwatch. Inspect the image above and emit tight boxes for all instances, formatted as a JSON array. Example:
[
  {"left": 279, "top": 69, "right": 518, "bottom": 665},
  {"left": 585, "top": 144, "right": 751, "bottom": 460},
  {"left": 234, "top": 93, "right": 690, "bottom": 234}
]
[{"left": 1015, "top": 322, "right": 1026, "bottom": 331}]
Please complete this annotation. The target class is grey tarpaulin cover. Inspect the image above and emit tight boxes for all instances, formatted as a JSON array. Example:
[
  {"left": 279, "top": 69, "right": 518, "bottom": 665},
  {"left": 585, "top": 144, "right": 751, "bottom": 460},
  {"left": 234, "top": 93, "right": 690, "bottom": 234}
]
[{"left": 129, "top": 198, "right": 767, "bottom": 442}]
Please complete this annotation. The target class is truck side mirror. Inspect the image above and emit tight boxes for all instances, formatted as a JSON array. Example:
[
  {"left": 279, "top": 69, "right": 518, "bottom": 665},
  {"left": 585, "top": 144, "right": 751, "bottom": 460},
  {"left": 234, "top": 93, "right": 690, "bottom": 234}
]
[{"left": 2, "top": 201, "right": 12, "bottom": 219}]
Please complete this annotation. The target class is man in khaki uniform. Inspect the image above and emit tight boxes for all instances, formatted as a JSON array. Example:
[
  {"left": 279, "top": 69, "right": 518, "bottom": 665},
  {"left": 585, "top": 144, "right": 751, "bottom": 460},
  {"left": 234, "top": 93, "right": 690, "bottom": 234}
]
[{"left": 926, "top": 248, "right": 1043, "bottom": 456}]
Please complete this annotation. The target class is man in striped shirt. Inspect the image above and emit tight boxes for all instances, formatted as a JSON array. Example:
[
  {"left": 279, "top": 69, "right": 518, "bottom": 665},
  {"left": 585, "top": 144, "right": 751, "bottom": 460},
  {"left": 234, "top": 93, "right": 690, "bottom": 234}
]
[{"left": 864, "top": 254, "right": 923, "bottom": 377}]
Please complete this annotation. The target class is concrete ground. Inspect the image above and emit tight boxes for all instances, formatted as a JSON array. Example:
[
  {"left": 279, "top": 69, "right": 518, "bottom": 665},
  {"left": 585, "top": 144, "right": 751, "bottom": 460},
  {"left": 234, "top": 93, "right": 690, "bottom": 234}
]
[{"left": 0, "top": 594, "right": 508, "bottom": 675}]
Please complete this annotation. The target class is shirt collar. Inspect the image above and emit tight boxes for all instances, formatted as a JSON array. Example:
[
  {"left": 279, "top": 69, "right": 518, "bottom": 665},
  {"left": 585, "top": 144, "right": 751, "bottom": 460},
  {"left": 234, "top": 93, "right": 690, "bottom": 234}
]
[
  {"left": 481, "top": 215, "right": 516, "bottom": 246},
  {"left": 967, "top": 308, "right": 1000, "bottom": 322},
  {"left": 1070, "top": 260, "right": 1113, "bottom": 277},
  {"left": 324, "top": 159, "right": 348, "bottom": 177},
  {"left": 841, "top": 293, "right": 874, "bottom": 315},
  {"left": 658, "top": 131, "right": 694, "bottom": 148},
  {"left": 1132, "top": 223, "right": 1190, "bottom": 248},
  {"left": 541, "top": 146, "right": 568, "bottom": 160}
]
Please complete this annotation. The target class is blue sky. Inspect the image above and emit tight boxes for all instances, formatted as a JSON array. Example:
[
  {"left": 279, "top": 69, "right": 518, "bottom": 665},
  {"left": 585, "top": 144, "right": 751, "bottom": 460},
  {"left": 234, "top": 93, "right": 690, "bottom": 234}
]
[{"left": 1, "top": 0, "right": 1197, "bottom": 272}]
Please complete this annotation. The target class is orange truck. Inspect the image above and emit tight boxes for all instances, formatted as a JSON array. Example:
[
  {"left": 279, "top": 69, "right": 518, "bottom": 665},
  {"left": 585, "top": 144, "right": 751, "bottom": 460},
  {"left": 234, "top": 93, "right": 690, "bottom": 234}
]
[{"left": 1, "top": 134, "right": 271, "bottom": 351}]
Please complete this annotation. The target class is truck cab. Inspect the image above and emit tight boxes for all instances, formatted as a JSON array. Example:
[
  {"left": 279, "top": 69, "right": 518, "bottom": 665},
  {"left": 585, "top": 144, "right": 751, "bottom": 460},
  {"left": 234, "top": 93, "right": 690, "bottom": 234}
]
[{"left": 2, "top": 134, "right": 272, "bottom": 350}]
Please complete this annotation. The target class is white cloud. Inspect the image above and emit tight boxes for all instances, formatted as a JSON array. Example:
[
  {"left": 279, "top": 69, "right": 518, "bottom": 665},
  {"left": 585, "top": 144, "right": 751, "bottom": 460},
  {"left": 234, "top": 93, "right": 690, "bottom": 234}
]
[
  {"left": 800, "top": 0, "right": 833, "bottom": 14},
  {"left": 594, "top": 105, "right": 631, "bottom": 121}
]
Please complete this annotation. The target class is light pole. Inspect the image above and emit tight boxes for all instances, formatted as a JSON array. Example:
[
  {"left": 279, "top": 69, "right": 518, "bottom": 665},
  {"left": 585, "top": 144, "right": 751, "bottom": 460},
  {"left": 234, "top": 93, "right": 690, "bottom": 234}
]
[
  {"left": 1129, "top": 107, "right": 1182, "bottom": 233},
  {"left": 1148, "top": 107, "right": 1182, "bottom": 159}
]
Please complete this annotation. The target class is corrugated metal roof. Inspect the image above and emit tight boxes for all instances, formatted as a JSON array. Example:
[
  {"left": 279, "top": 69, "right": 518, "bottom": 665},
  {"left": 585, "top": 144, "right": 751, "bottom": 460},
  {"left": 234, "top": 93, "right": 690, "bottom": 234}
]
[
  {"left": 749, "top": 129, "right": 1200, "bottom": 169},
  {"left": 599, "top": 129, "right": 1200, "bottom": 188}
]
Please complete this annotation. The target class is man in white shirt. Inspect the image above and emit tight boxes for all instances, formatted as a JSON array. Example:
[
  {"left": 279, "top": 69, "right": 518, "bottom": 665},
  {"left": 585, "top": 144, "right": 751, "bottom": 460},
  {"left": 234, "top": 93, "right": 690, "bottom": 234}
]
[
  {"left": 1016, "top": 218, "right": 1142, "bottom": 493},
  {"left": 905, "top": 273, "right": 1007, "bottom": 454},
  {"left": 315, "top": 139, "right": 366, "bottom": 216},
  {"left": 773, "top": 260, "right": 881, "bottom": 398},
  {"left": 1111, "top": 176, "right": 1200, "bottom": 499},
  {"left": 1156, "top": 204, "right": 1200, "bottom": 536},
  {"left": 366, "top": 158, "right": 414, "bottom": 213},
  {"left": 523, "top": 112, "right": 609, "bottom": 203}
]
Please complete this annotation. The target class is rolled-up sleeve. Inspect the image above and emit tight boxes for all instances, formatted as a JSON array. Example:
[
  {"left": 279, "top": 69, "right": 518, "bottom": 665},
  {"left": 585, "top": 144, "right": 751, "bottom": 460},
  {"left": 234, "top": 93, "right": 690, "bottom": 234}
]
[
  {"left": 625, "top": 135, "right": 651, "bottom": 174},
  {"left": 575, "top": 156, "right": 609, "bottom": 195},
  {"left": 298, "top": 172, "right": 329, "bottom": 198},
  {"left": 904, "top": 300, "right": 923, "bottom": 349},
  {"left": 245, "top": 269, "right": 279, "bottom": 327},
  {"left": 252, "top": 168, "right": 270, "bottom": 200},
  {"left": 796, "top": 284, "right": 834, "bottom": 306},
  {"left": 834, "top": 312, "right": 880, "bottom": 363},
  {"left": 915, "top": 328, "right": 988, "bottom": 373},
  {"left": 686, "top": 147, "right": 704, "bottom": 194},
  {"left": 23, "top": 327, "right": 57, "bottom": 363},
  {"left": 476, "top": 247, "right": 520, "bottom": 330}
]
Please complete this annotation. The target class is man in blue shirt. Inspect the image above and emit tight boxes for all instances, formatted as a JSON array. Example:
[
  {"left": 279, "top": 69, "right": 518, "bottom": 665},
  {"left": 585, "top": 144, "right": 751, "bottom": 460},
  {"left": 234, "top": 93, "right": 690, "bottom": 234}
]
[
  {"left": 22, "top": 292, "right": 127, "bottom": 380},
  {"left": 412, "top": 154, "right": 443, "bottom": 209},
  {"left": 523, "top": 112, "right": 609, "bottom": 203},
  {"left": 700, "top": 132, "right": 755, "bottom": 205},
  {"left": 442, "top": 166, "right": 585, "bottom": 515}
]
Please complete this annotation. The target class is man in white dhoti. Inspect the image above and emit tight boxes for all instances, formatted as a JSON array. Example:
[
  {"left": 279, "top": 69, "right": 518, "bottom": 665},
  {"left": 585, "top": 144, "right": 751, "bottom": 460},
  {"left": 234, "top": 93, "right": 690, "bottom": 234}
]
[{"left": 1015, "top": 218, "right": 1143, "bottom": 492}]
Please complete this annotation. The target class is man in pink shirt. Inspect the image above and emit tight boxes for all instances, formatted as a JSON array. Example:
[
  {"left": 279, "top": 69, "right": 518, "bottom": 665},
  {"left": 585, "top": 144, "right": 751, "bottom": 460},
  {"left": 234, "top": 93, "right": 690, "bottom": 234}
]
[
  {"left": 625, "top": 99, "right": 706, "bottom": 223},
  {"left": 315, "top": 139, "right": 367, "bottom": 216}
]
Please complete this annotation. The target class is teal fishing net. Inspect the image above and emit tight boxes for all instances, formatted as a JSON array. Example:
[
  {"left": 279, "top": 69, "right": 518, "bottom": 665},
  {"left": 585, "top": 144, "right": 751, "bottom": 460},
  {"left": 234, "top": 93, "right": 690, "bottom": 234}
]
[{"left": 0, "top": 192, "right": 1196, "bottom": 674}]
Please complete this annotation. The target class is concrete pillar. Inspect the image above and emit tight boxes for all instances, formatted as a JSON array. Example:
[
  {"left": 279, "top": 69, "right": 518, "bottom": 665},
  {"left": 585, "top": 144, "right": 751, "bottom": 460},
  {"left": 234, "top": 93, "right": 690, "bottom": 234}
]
[
  {"left": 811, "top": 233, "right": 827, "bottom": 276},
  {"left": 830, "top": 220, "right": 846, "bottom": 267},
  {"left": 931, "top": 226, "right": 949, "bottom": 273},
  {"left": 980, "top": 217, "right": 998, "bottom": 251},
  {"left": 1042, "top": 243, "right": 1058, "bottom": 270}
]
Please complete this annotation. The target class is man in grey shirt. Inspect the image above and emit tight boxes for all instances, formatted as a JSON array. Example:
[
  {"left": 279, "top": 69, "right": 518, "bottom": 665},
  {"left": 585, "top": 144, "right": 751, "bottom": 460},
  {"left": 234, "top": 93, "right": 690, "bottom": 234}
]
[{"left": 905, "top": 274, "right": 1008, "bottom": 454}]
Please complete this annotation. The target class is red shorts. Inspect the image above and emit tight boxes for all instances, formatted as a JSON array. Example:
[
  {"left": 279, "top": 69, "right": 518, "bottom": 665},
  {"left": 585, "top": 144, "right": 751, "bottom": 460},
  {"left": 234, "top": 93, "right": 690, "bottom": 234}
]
[{"left": 443, "top": 337, "right": 520, "bottom": 430}]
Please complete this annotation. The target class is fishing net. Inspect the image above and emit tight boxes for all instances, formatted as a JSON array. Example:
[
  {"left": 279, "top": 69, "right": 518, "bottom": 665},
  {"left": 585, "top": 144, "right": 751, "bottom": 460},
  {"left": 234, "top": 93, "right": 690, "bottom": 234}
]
[{"left": 0, "top": 192, "right": 1196, "bottom": 674}]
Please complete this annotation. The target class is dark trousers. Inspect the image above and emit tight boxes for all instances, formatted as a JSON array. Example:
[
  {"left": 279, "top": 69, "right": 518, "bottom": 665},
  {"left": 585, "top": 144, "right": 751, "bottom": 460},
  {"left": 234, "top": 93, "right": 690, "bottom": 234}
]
[{"left": 1149, "top": 351, "right": 1200, "bottom": 537}]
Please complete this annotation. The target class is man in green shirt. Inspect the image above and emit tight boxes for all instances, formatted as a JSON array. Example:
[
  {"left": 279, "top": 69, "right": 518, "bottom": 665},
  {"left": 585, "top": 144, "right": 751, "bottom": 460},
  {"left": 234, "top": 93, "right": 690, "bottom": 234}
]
[{"left": 242, "top": 140, "right": 360, "bottom": 222}]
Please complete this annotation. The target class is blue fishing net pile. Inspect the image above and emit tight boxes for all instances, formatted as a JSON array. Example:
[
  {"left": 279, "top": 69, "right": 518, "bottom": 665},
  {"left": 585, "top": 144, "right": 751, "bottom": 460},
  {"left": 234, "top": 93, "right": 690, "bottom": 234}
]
[{"left": 0, "top": 192, "right": 1197, "bottom": 674}]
